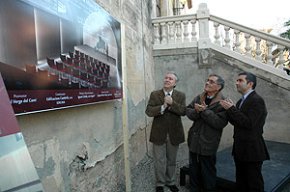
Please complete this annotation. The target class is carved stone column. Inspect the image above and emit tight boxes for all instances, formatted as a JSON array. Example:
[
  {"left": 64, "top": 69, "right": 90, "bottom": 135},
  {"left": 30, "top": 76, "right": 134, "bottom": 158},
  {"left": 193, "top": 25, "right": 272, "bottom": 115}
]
[
  {"left": 197, "top": 3, "right": 210, "bottom": 68},
  {"left": 197, "top": 3, "right": 210, "bottom": 49}
]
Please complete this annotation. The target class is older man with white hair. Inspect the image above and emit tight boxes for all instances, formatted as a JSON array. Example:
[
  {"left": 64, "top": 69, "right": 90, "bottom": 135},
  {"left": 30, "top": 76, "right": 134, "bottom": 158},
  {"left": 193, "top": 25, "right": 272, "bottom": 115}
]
[{"left": 146, "top": 71, "right": 186, "bottom": 192}]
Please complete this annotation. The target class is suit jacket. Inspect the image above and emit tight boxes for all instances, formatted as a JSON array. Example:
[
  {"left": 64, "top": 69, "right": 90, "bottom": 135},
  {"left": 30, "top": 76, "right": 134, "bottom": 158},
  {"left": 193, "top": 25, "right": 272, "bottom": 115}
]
[
  {"left": 145, "top": 89, "right": 186, "bottom": 145},
  {"left": 226, "top": 91, "right": 270, "bottom": 161}
]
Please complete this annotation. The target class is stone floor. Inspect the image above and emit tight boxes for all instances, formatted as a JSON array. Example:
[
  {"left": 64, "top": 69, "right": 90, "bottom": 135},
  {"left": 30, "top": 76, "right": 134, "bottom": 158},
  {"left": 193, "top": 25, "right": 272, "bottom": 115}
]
[
  {"left": 131, "top": 141, "right": 290, "bottom": 192},
  {"left": 131, "top": 143, "right": 190, "bottom": 192}
]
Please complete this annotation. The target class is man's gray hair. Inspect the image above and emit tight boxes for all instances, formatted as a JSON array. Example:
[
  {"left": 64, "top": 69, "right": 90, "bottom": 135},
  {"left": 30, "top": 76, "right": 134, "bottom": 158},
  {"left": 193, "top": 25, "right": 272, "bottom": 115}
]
[
  {"left": 209, "top": 73, "right": 225, "bottom": 91},
  {"left": 166, "top": 71, "right": 179, "bottom": 82}
]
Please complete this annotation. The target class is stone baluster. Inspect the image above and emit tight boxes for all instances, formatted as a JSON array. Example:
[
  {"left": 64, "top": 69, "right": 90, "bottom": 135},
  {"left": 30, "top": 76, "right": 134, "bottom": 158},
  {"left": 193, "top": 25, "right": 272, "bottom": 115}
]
[
  {"left": 160, "top": 22, "right": 168, "bottom": 44},
  {"left": 244, "top": 33, "right": 252, "bottom": 56},
  {"left": 175, "top": 21, "right": 182, "bottom": 43},
  {"left": 213, "top": 22, "right": 221, "bottom": 45},
  {"left": 234, "top": 30, "right": 242, "bottom": 53},
  {"left": 276, "top": 45, "right": 286, "bottom": 68},
  {"left": 168, "top": 22, "right": 175, "bottom": 44},
  {"left": 255, "top": 37, "right": 262, "bottom": 62},
  {"left": 183, "top": 20, "right": 190, "bottom": 42},
  {"left": 266, "top": 41, "right": 273, "bottom": 65},
  {"left": 224, "top": 26, "right": 231, "bottom": 48},
  {"left": 191, "top": 19, "right": 197, "bottom": 42},
  {"left": 153, "top": 23, "right": 160, "bottom": 44}
]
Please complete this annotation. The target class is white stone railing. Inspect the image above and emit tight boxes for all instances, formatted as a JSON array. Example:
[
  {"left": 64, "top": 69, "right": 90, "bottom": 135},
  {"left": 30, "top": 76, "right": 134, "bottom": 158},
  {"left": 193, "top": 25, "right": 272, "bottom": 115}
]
[
  {"left": 152, "top": 14, "right": 198, "bottom": 49},
  {"left": 152, "top": 3, "right": 290, "bottom": 77}
]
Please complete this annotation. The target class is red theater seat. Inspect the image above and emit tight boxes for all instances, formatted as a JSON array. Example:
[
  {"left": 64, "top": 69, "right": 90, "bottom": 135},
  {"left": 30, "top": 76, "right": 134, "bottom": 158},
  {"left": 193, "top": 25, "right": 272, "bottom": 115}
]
[
  {"left": 88, "top": 74, "right": 95, "bottom": 84},
  {"left": 56, "top": 61, "right": 64, "bottom": 71},
  {"left": 80, "top": 71, "right": 88, "bottom": 81},
  {"left": 69, "top": 51, "right": 74, "bottom": 58},
  {"left": 60, "top": 54, "right": 67, "bottom": 62},
  {"left": 69, "top": 80, "right": 80, "bottom": 89},
  {"left": 60, "top": 76, "right": 69, "bottom": 86},
  {"left": 72, "top": 68, "right": 80, "bottom": 79},
  {"left": 66, "top": 57, "right": 73, "bottom": 66},
  {"left": 73, "top": 59, "right": 80, "bottom": 68},
  {"left": 47, "top": 57, "right": 57, "bottom": 69},
  {"left": 75, "top": 50, "right": 80, "bottom": 56}
]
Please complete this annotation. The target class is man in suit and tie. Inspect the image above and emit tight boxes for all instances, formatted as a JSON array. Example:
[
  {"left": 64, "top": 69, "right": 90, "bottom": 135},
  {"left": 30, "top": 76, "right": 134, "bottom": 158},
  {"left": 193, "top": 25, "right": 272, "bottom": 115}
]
[
  {"left": 146, "top": 71, "right": 186, "bottom": 192},
  {"left": 220, "top": 71, "right": 270, "bottom": 192}
]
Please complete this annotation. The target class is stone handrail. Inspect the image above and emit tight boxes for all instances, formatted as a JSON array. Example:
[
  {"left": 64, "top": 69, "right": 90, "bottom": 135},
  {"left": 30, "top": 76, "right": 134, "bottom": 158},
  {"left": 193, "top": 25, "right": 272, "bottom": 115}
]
[
  {"left": 151, "top": 4, "right": 290, "bottom": 77},
  {"left": 152, "top": 14, "right": 198, "bottom": 49}
]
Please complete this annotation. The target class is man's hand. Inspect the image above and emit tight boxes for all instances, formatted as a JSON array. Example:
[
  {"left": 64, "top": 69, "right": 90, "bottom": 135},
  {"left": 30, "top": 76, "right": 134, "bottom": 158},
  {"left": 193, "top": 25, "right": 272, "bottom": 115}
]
[
  {"left": 164, "top": 95, "right": 173, "bottom": 106},
  {"left": 220, "top": 98, "right": 234, "bottom": 110},
  {"left": 194, "top": 103, "right": 207, "bottom": 112}
]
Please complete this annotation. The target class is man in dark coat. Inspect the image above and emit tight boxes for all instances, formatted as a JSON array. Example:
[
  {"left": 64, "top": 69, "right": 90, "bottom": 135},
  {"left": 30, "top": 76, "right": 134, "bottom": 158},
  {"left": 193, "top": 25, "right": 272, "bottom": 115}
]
[
  {"left": 146, "top": 71, "right": 186, "bottom": 192},
  {"left": 186, "top": 74, "right": 228, "bottom": 192},
  {"left": 220, "top": 71, "right": 270, "bottom": 192}
]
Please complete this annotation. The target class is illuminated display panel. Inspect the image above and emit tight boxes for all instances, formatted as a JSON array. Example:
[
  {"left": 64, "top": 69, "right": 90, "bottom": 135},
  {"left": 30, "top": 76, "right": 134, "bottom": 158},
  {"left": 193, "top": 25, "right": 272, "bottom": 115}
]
[{"left": 0, "top": 0, "right": 122, "bottom": 115}]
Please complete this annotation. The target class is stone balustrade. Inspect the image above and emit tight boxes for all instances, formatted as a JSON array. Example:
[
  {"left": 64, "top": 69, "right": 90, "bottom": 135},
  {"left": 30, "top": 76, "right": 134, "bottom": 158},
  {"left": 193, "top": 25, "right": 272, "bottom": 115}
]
[{"left": 152, "top": 3, "right": 290, "bottom": 77}]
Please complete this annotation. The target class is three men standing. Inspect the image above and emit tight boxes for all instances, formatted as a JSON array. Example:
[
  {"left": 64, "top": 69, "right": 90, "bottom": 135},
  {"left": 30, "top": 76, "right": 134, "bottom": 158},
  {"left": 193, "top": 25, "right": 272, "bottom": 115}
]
[{"left": 146, "top": 71, "right": 269, "bottom": 192}]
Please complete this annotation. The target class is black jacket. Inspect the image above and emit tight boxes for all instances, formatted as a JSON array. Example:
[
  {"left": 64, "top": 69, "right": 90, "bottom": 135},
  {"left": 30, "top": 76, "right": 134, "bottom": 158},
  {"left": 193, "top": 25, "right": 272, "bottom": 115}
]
[
  {"left": 226, "top": 91, "right": 270, "bottom": 162},
  {"left": 187, "top": 92, "right": 228, "bottom": 156}
]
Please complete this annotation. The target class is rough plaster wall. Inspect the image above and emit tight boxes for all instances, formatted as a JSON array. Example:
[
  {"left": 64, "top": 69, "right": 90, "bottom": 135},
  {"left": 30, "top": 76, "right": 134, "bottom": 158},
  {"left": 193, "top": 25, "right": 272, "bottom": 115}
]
[
  {"left": 15, "top": 0, "right": 154, "bottom": 191},
  {"left": 121, "top": 0, "right": 154, "bottom": 135},
  {"left": 262, "top": 84, "right": 290, "bottom": 143},
  {"left": 17, "top": 102, "right": 124, "bottom": 191},
  {"left": 119, "top": 0, "right": 155, "bottom": 173}
]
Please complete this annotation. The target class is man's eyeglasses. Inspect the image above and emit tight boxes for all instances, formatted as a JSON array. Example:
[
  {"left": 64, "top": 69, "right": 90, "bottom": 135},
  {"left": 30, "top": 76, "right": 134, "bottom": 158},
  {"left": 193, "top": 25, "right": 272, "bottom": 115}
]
[{"left": 206, "top": 79, "right": 218, "bottom": 85}]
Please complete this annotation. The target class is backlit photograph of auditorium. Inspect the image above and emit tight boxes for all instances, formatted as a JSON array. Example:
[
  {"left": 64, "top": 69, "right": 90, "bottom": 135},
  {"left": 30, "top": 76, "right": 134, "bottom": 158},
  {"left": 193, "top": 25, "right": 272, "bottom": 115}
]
[{"left": 0, "top": 0, "right": 122, "bottom": 115}]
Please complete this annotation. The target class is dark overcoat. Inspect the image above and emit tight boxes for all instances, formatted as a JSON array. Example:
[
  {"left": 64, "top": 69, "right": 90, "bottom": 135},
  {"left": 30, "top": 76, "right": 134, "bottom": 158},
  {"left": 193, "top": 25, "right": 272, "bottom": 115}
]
[
  {"left": 186, "top": 91, "right": 228, "bottom": 155},
  {"left": 227, "top": 91, "right": 270, "bottom": 161}
]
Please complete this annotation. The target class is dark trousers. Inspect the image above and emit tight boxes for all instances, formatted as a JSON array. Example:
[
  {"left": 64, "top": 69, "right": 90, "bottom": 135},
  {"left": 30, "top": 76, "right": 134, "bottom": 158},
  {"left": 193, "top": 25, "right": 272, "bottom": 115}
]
[
  {"left": 189, "top": 152, "right": 217, "bottom": 192},
  {"left": 234, "top": 159, "right": 264, "bottom": 192}
]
